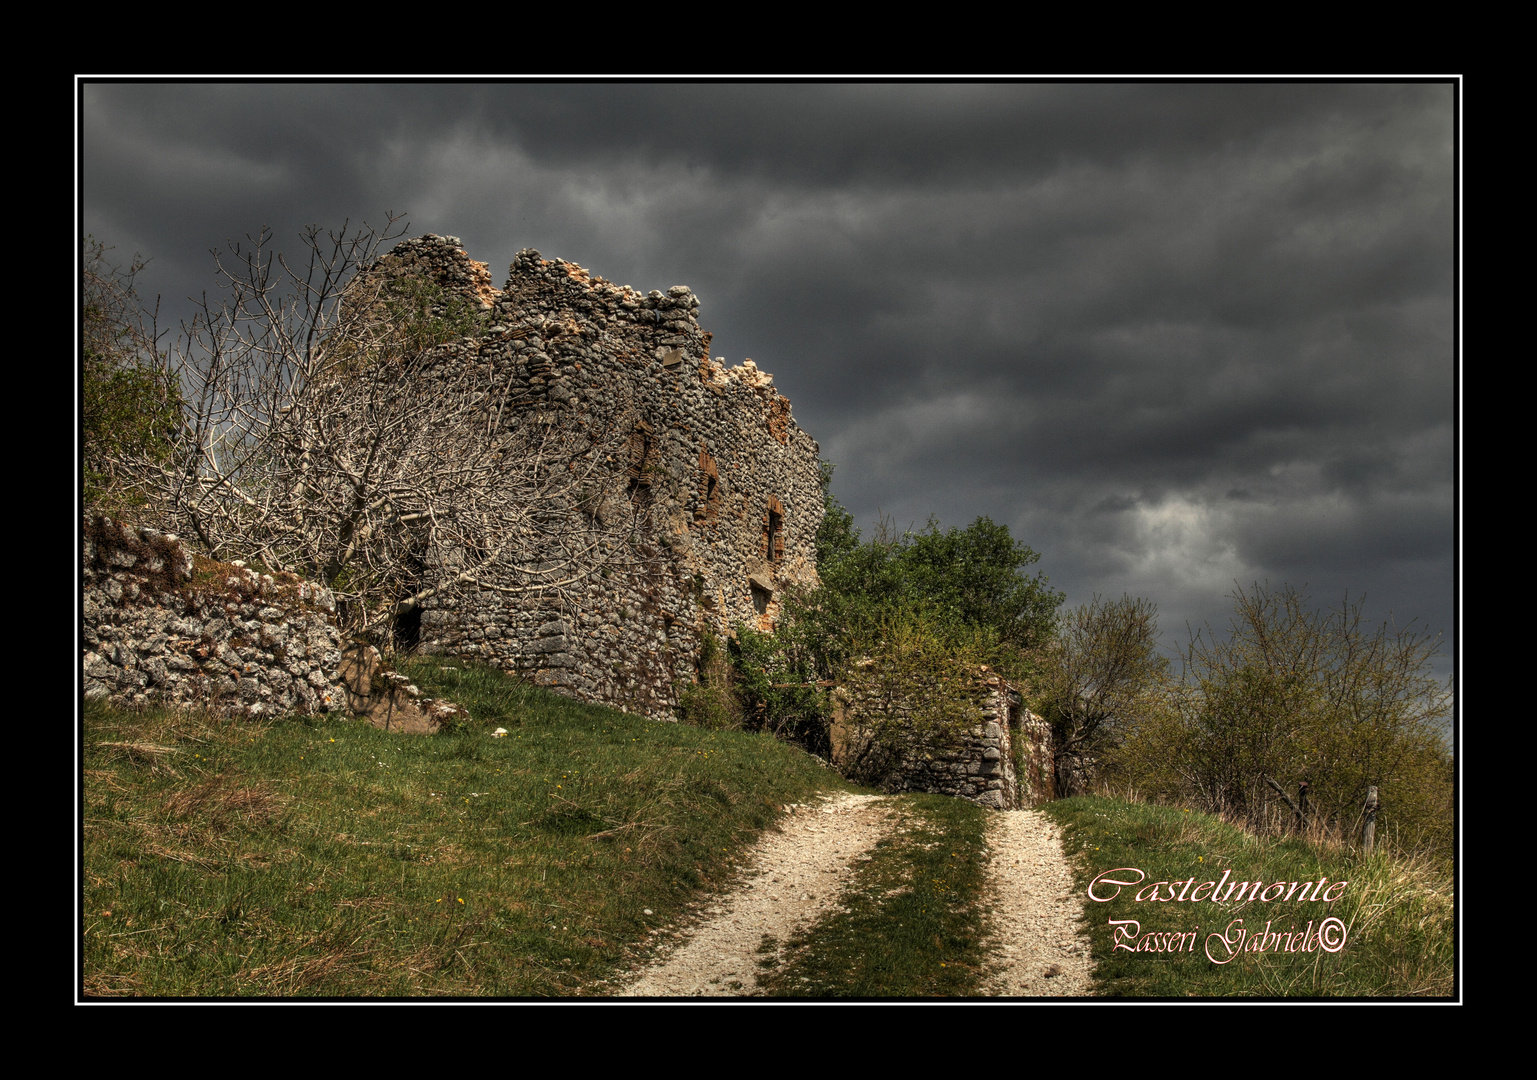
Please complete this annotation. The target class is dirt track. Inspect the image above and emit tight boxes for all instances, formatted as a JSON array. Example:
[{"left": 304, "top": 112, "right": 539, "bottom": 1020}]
[{"left": 613, "top": 793, "right": 1095, "bottom": 998}]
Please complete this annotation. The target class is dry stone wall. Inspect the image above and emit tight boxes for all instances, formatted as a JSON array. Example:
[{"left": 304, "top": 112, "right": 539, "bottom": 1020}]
[
  {"left": 82, "top": 517, "right": 347, "bottom": 718},
  {"left": 831, "top": 673, "right": 1055, "bottom": 810},
  {"left": 360, "top": 236, "right": 825, "bottom": 722}
]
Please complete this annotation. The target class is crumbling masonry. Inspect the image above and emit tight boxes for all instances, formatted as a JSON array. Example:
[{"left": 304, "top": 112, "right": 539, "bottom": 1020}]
[
  {"left": 363, "top": 236, "right": 824, "bottom": 722},
  {"left": 830, "top": 670, "right": 1056, "bottom": 809},
  {"left": 81, "top": 235, "right": 1058, "bottom": 809}
]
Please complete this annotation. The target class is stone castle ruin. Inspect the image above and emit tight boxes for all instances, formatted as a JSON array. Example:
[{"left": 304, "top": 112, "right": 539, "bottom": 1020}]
[
  {"left": 83, "top": 234, "right": 1057, "bottom": 808},
  {"left": 83, "top": 235, "right": 821, "bottom": 727},
  {"left": 352, "top": 235, "right": 824, "bottom": 721}
]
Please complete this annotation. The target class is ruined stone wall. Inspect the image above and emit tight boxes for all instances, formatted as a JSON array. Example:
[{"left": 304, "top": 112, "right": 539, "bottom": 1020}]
[
  {"left": 82, "top": 517, "right": 347, "bottom": 718},
  {"left": 1013, "top": 706, "right": 1055, "bottom": 807},
  {"left": 358, "top": 236, "right": 825, "bottom": 722},
  {"left": 831, "top": 673, "right": 1054, "bottom": 810}
]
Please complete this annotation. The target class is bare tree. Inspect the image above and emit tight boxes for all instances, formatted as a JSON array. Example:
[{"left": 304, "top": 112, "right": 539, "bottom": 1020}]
[
  {"left": 111, "top": 217, "right": 636, "bottom": 639},
  {"left": 1035, "top": 594, "right": 1168, "bottom": 796}
]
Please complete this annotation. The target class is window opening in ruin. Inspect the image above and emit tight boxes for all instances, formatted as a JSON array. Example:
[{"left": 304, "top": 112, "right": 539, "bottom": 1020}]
[
  {"left": 697, "top": 447, "right": 722, "bottom": 523},
  {"left": 393, "top": 602, "right": 423, "bottom": 653},
  {"left": 768, "top": 508, "right": 783, "bottom": 562},
  {"left": 628, "top": 422, "right": 656, "bottom": 505},
  {"left": 750, "top": 579, "right": 772, "bottom": 616},
  {"left": 763, "top": 495, "right": 785, "bottom": 563}
]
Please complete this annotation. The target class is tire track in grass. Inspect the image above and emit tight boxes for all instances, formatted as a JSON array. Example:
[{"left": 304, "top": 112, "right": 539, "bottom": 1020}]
[
  {"left": 613, "top": 794, "right": 1097, "bottom": 998},
  {"left": 754, "top": 793, "right": 992, "bottom": 998},
  {"left": 616, "top": 793, "right": 896, "bottom": 997}
]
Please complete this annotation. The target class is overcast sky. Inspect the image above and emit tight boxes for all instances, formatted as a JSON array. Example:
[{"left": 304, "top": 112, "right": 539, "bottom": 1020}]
[{"left": 79, "top": 81, "right": 1459, "bottom": 687}]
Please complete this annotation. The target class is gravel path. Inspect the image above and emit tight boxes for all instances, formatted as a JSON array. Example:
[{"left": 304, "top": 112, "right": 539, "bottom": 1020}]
[
  {"left": 614, "top": 793, "right": 1096, "bottom": 998},
  {"left": 980, "top": 809, "right": 1096, "bottom": 996},
  {"left": 617, "top": 792, "right": 897, "bottom": 997}
]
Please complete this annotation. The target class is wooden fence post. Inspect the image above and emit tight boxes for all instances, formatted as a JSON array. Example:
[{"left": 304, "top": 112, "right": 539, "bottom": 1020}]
[
  {"left": 1362, "top": 785, "right": 1380, "bottom": 855},
  {"left": 1263, "top": 774, "right": 1308, "bottom": 831}
]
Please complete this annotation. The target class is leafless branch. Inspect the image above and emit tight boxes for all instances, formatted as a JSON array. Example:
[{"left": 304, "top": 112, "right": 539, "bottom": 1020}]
[{"left": 109, "top": 216, "right": 643, "bottom": 640}]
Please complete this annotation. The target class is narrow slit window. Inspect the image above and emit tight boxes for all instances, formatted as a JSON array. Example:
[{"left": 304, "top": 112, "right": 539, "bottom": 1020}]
[{"left": 764, "top": 495, "right": 785, "bottom": 563}]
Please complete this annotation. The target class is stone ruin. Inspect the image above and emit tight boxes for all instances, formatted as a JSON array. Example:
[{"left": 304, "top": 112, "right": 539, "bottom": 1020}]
[
  {"left": 84, "top": 235, "right": 824, "bottom": 728},
  {"left": 82, "top": 234, "right": 1058, "bottom": 809},
  {"left": 831, "top": 669, "right": 1055, "bottom": 809},
  {"left": 354, "top": 235, "right": 826, "bottom": 722}
]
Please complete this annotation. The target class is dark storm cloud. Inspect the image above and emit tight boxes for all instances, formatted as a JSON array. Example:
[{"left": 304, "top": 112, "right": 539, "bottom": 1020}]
[{"left": 80, "top": 79, "right": 1456, "bottom": 680}]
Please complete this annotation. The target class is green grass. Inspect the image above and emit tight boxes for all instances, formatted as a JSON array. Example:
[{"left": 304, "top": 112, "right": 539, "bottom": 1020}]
[
  {"left": 753, "top": 793, "right": 992, "bottom": 997},
  {"left": 84, "top": 656, "right": 1452, "bottom": 999},
  {"left": 1040, "top": 795, "right": 1454, "bottom": 998},
  {"left": 82, "top": 657, "right": 851, "bottom": 997}
]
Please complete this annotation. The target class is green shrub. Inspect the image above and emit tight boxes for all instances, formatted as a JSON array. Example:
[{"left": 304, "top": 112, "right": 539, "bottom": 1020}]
[
  {"left": 728, "top": 623, "right": 830, "bottom": 752},
  {"left": 832, "top": 610, "right": 999, "bottom": 786},
  {"left": 677, "top": 630, "right": 745, "bottom": 730},
  {"left": 738, "top": 463, "right": 1061, "bottom": 746},
  {"left": 82, "top": 237, "right": 183, "bottom": 508},
  {"left": 1103, "top": 583, "right": 1453, "bottom": 863}
]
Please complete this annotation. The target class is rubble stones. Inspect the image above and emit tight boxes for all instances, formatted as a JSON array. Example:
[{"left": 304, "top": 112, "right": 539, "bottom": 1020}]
[{"left": 337, "top": 643, "right": 467, "bottom": 735}]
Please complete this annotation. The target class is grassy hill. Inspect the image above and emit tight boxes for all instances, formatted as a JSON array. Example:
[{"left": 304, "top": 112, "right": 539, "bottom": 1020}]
[
  {"left": 1041, "top": 795, "right": 1454, "bottom": 997},
  {"left": 82, "top": 657, "right": 850, "bottom": 996},
  {"left": 82, "top": 657, "right": 1453, "bottom": 998}
]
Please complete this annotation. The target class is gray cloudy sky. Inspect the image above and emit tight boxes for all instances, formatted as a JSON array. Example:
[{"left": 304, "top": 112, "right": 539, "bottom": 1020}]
[{"left": 79, "top": 81, "right": 1459, "bottom": 684}]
